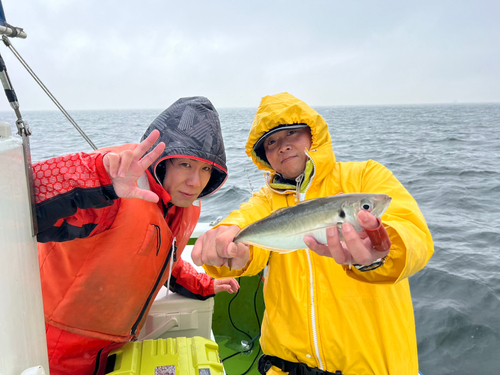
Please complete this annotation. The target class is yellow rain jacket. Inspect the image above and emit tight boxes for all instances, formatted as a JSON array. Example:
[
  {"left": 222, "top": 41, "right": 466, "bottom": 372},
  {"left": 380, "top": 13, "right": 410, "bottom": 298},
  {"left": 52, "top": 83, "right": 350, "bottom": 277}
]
[{"left": 204, "top": 93, "right": 434, "bottom": 375}]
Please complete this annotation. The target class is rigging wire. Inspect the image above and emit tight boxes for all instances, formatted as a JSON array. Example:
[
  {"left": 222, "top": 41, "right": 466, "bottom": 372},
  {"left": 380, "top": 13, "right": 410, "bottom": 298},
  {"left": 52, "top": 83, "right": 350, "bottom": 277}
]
[
  {"left": 1, "top": 35, "right": 97, "bottom": 150},
  {"left": 0, "top": 41, "right": 39, "bottom": 235}
]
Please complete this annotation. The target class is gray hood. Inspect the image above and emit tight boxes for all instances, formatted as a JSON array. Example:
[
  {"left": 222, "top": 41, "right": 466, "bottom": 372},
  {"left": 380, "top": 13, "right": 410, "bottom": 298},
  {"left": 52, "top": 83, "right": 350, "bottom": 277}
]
[{"left": 141, "top": 96, "right": 228, "bottom": 199}]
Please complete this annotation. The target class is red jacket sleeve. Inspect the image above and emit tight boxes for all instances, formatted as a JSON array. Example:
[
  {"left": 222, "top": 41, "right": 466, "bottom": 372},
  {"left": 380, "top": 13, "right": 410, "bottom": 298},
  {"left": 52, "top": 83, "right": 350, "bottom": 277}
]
[
  {"left": 34, "top": 152, "right": 120, "bottom": 243},
  {"left": 168, "top": 258, "right": 215, "bottom": 300}
]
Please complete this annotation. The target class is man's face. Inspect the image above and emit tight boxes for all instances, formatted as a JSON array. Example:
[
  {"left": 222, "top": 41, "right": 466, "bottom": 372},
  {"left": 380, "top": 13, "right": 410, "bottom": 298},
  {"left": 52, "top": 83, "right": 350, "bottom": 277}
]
[
  {"left": 162, "top": 158, "right": 212, "bottom": 207},
  {"left": 264, "top": 127, "right": 312, "bottom": 180}
]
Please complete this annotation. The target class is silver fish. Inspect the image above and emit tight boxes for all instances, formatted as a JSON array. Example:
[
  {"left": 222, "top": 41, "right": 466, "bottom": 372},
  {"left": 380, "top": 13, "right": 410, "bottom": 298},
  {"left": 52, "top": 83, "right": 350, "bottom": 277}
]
[{"left": 233, "top": 193, "right": 391, "bottom": 254}]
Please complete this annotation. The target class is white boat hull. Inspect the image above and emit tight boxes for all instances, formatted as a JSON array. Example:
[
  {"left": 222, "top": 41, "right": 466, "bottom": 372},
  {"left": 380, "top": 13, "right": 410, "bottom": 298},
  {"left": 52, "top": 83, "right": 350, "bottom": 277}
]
[{"left": 0, "top": 123, "right": 49, "bottom": 375}]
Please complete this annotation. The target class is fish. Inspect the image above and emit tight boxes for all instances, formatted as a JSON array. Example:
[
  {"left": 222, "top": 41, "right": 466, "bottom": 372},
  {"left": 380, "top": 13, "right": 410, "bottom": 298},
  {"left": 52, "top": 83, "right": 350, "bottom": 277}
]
[{"left": 232, "top": 193, "right": 392, "bottom": 254}]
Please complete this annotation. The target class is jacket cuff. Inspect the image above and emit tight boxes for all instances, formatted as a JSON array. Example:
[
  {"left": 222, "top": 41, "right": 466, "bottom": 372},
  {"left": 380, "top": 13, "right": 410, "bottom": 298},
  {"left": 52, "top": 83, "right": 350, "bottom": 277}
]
[
  {"left": 95, "top": 153, "right": 113, "bottom": 185},
  {"left": 95, "top": 153, "right": 119, "bottom": 200}
]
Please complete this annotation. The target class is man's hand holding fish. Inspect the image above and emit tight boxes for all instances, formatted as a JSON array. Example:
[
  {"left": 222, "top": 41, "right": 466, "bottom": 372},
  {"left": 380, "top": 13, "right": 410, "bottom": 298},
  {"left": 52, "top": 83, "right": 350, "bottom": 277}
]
[
  {"left": 192, "top": 225, "right": 250, "bottom": 270},
  {"left": 304, "top": 210, "right": 391, "bottom": 266}
]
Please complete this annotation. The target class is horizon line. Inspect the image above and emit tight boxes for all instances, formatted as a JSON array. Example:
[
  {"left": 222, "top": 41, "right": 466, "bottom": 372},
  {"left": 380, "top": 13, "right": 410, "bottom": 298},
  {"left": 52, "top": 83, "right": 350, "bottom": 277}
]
[{"left": 1, "top": 101, "right": 499, "bottom": 113}]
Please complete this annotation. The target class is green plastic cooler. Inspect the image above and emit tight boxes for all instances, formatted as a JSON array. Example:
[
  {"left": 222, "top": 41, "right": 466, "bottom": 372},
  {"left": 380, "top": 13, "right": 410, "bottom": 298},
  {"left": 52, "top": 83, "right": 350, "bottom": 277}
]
[{"left": 106, "top": 337, "right": 223, "bottom": 375}]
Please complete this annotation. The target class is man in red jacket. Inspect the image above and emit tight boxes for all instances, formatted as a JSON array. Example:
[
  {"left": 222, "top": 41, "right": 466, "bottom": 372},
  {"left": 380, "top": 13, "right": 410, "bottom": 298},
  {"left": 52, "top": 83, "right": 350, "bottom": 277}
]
[{"left": 34, "top": 97, "right": 238, "bottom": 375}]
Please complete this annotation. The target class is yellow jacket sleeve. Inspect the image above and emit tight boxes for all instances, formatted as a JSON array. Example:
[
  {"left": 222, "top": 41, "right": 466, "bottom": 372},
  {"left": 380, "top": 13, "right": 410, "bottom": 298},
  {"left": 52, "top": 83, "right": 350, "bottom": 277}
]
[
  {"left": 340, "top": 160, "right": 434, "bottom": 284},
  {"left": 203, "top": 187, "right": 274, "bottom": 278}
]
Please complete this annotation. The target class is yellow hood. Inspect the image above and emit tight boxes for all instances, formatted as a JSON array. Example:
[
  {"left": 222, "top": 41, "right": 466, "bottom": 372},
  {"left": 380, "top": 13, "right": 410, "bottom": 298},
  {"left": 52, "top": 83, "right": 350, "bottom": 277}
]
[{"left": 246, "top": 93, "right": 334, "bottom": 182}]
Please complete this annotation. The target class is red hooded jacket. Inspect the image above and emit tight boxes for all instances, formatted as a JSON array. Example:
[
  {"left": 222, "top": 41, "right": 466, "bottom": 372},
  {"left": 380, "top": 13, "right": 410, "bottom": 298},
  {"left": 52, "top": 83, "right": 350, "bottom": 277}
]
[{"left": 35, "top": 97, "right": 229, "bottom": 343}]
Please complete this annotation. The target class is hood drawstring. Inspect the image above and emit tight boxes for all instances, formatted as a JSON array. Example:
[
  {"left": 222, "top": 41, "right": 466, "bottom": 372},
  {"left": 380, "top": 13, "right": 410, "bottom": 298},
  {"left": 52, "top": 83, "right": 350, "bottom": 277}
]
[{"left": 295, "top": 173, "right": 304, "bottom": 202}]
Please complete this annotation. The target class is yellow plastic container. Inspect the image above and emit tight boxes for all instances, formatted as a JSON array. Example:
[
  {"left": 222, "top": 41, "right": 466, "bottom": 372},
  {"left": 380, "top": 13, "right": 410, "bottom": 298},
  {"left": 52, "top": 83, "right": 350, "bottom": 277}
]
[{"left": 106, "top": 336, "right": 224, "bottom": 375}]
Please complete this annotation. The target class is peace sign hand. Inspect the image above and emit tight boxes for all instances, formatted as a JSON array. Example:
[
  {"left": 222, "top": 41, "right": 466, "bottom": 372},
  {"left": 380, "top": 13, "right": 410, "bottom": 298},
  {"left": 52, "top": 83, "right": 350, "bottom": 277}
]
[{"left": 103, "top": 129, "right": 166, "bottom": 203}]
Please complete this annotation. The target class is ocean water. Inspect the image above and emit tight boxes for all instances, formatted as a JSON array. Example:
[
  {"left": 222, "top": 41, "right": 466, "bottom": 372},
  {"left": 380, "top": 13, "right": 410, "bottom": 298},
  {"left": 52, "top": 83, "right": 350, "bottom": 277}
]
[{"left": 2, "top": 103, "right": 500, "bottom": 374}]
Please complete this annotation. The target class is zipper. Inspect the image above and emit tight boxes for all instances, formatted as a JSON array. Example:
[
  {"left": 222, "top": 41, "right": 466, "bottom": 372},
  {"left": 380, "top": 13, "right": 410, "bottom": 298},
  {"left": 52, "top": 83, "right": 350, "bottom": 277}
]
[
  {"left": 165, "top": 238, "right": 177, "bottom": 294},
  {"left": 92, "top": 348, "right": 104, "bottom": 375},
  {"left": 173, "top": 239, "right": 178, "bottom": 262},
  {"left": 130, "top": 231, "right": 173, "bottom": 336},
  {"left": 306, "top": 249, "right": 324, "bottom": 370},
  {"left": 298, "top": 151, "right": 322, "bottom": 368}
]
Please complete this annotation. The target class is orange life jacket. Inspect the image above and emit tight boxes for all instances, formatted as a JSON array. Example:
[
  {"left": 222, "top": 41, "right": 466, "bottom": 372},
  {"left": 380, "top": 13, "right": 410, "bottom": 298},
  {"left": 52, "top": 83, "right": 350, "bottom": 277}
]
[{"left": 38, "top": 196, "right": 200, "bottom": 342}]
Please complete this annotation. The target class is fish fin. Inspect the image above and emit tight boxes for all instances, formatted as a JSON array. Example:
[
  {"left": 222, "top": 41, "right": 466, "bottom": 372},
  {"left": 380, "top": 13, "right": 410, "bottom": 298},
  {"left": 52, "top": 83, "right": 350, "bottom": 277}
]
[
  {"left": 269, "top": 197, "right": 326, "bottom": 214},
  {"left": 270, "top": 207, "right": 290, "bottom": 215},
  {"left": 294, "top": 197, "right": 324, "bottom": 205}
]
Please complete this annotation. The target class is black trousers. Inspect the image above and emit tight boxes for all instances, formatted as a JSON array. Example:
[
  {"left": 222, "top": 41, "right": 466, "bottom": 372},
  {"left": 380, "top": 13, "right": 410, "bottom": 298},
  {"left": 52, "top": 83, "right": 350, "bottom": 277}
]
[{"left": 258, "top": 355, "right": 342, "bottom": 375}]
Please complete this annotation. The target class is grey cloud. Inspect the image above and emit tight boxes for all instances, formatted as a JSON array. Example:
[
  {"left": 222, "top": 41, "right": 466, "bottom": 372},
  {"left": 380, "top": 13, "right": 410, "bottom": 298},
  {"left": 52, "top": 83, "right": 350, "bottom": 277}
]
[{"left": 0, "top": 0, "right": 498, "bottom": 111}]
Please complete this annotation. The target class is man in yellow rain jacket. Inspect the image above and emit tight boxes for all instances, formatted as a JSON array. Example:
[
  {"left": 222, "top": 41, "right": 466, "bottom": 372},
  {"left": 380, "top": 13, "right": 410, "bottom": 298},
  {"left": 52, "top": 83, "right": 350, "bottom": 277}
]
[{"left": 192, "top": 92, "right": 434, "bottom": 375}]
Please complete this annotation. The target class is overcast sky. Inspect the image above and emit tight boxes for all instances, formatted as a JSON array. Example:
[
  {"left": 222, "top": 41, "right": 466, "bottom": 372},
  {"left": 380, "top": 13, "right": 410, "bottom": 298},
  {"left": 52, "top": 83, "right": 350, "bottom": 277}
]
[{"left": 0, "top": 0, "right": 498, "bottom": 111}]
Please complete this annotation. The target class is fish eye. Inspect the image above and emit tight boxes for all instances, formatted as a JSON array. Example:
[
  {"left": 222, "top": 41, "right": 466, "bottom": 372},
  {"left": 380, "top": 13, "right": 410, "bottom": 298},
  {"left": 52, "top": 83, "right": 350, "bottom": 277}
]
[
  {"left": 339, "top": 210, "right": 346, "bottom": 218},
  {"left": 361, "top": 200, "right": 372, "bottom": 211}
]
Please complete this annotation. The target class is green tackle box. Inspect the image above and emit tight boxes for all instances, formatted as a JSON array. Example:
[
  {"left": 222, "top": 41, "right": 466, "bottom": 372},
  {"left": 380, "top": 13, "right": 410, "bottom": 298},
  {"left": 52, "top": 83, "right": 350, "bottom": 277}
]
[{"left": 105, "top": 336, "right": 224, "bottom": 375}]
